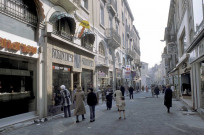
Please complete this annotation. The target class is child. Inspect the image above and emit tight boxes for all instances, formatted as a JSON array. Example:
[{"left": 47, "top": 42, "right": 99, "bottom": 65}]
[{"left": 118, "top": 96, "right": 126, "bottom": 119}]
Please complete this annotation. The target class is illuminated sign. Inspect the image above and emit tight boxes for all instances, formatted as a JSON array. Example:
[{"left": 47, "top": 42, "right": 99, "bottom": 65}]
[{"left": 0, "top": 37, "right": 37, "bottom": 54}]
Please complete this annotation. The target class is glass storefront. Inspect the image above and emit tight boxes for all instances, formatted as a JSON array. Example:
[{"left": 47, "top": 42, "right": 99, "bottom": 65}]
[
  {"left": 0, "top": 56, "right": 36, "bottom": 119},
  {"left": 52, "top": 64, "right": 71, "bottom": 106},
  {"left": 200, "top": 61, "right": 204, "bottom": 108},
  {"left": 82, "top": 69, "right": 93, "bottom": 93}
]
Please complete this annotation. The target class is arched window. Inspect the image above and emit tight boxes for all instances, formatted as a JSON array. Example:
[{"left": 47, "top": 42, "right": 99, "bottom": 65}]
[{"left": 99, "top": 42, "right": 105, "bottom": 56}]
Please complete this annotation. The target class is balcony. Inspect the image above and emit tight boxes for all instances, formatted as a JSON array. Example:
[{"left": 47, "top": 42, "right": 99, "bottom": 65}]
[
  {"left": 49, "top": 0, "right": 79, "bottom": 13},
  {"left": 126, "top": 48, "right": 135, "bottom": 60},
  {"left": 105, "top": 28, "right": 121, "bottom": 49},
  {"left": 52, "top": 30, "right": 73, "bottom": 42},
  {"left": 107, "top": 0, "right": 117, "bottom": 16},
  {"left": 0, "top": 0, "right": 37, "bottom": 26}
]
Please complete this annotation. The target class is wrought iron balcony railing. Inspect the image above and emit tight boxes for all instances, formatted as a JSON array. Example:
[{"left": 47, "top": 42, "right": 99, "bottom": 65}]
[
  {"left": 0, "top": 0, "right": 37, "bottom": 25},
  {"left": 105, "top": 28, "right": 121, "bottom": 48},
  {"left": 52, "top": 30, "right": 73, "bottom": 42}
]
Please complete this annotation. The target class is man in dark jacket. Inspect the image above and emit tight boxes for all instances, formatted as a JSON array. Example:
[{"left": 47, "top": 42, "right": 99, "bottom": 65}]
[
  {"left": 120, "top": 85, "right": 125, "bottom": 96},
  {"left": 129, "top": 86, "right": 134, "bottom": 99},
  {"left": 164, "top": 85, "right": 172, "bottom": 113},
  {"left": 154, "top": 86, "right": 160, "bottom": 98},
  {"left": 87, "top": 88, "right": 97, "bottom": 122}
]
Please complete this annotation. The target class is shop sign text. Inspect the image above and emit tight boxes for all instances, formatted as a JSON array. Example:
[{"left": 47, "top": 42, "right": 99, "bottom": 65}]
[
  {"left": 0, "top": 37, "right": 37, "bottom": 54},
  {"left": 52, "top": 48, "right": 73, "bottom": 62}
]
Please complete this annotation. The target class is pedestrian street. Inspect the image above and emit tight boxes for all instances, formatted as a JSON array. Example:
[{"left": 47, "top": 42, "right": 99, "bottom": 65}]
[{"left": 3, "top": 91, "right": 204, "bottom": 135}]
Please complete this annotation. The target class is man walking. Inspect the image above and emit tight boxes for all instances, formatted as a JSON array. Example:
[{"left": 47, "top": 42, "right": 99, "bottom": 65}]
[
  {"left": 129, "top": 86, "right": 134, "bottom": 99},
  {"left": 164, "top": 85, "right": 172, "bottom": 113},
  {"left": 120, "top": 85, "right": 125, "bottom": 96},
  {"left": 87, "top": 88, "right": 97, "bottom": 122}
]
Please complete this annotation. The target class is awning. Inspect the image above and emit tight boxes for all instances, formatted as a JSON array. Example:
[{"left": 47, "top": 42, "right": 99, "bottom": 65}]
[
  {"left": 49, "top": 11, "right": 76, "bottom": 35},
  {"left": 82, "top": 31, "right": 95, "bottom": 45}
]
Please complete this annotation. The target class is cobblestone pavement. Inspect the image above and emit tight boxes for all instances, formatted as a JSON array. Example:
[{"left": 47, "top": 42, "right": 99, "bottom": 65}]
[{"left": 2, "top": 91, "right": 204, "bottom": 135}]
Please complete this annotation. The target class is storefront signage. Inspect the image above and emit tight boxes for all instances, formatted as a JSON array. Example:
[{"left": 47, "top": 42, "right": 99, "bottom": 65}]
[
  {"left": 125, "top": 65, "right": 131, "bottom": 79},
  {"left": 52, "top": 48, "right": 73, "bottom": 62},
  {"left": 190, "top": 39, "right": 204, "bottom": 63},
  {"left": 82, "top": 58, "right": 94, "bottom": 67},
  {"left": 0, "top": 37, "right": 37, "bottom": 54}
]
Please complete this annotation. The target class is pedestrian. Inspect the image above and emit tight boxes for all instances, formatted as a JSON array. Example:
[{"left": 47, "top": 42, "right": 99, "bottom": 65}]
[
  {"left": 60, "top": 85, "right": 72, "bottom": 118},
  {"left": 106, "top": 92, "right": 113, "bottom": 110},
  {"left": 128, "top": 86, "right": 134, "bottom": 99},
  {"left": 118, "top": 96, "right": 126, "bottom": 119},
  {"left": 154, "top": 85, "right": 160, "bottom": 98},
  {"left": 87, "top": 88, "right": 97, "bottom": 122},
  {"left": 114, "top": 89, "right": 122, "bottom": 111},
  {"left": 164, "top": 85, "right": 172, "bottom": 113},
  {"left": 146, "top": 86, "right": 148, "bottom": 92},
  {"left": 74, "top": 86, "right": 86, "bottom": 123},
  {"left": 120, "top": 85, "right": 125, "bottom": 96},
  {"left": 151, "top": 85, "right": 155, "bottom": 97}
]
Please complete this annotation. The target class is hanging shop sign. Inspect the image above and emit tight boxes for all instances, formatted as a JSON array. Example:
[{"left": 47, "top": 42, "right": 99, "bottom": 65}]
[
  {"left": 78, "top": 20, "right": 90, "bottom": 38},
  {"left": 0, "top": 37, "right": 37, "bottom": 54},
  {"left": 125, "top": 65, "right": 131, "bottom": 79},
  {"left": 52, "top": 48, "right": 73, "bottom": 62}
]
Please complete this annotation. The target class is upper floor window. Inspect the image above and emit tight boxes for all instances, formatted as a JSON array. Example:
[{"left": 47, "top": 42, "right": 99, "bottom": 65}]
[
  {"left": 192, "top": 0, "right": 204, "bottom": 32},
  {"left": 123, "top": 58, "right": 125, "bottom": 66},
  {"left": 100, "top": 4, "right": 104, "bottom": 26},
  {"left": 122, "top": 11, "right": 124, "bottom": 24},
  {"left": 99, "top": 43, "right": 105, "bottom": 56},
  {"left": 180, "top": 31, "right": 187, "bottom": 56},
  {"left": 109, "top": 16, "right": 113, "bottom": 28},
  {"left": 123, "top": 33, "right": 125, "bottom": 48},
  {"left": 81, "top": 0, "right": 88, "bottom": 10}
]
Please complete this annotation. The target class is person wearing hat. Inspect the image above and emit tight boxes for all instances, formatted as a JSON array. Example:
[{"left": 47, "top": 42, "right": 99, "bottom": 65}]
[
  {"left": 73, "top": 86, "right": 86, "bottom": 123},
  {"left": 60, "top": 85, "right": 72, "bottom": 118},
  {"left": 87, "top": 88, "right": 97, "bottom": 122}
]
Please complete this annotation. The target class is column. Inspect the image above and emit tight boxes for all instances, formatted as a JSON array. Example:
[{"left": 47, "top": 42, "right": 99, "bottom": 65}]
[
  {"left": 71, "top": 72, "right": 73, "bottom": 91},
  {"left": 112, "top": 48, "right": 116, "bottom": 92},
  {"left": 79, "top": 72, "right": 81, "bottom": 87}
]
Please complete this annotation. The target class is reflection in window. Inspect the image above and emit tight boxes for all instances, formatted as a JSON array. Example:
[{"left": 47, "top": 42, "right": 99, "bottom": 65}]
[{"left": 192, "top": 0, "right": 204, "bottom": 31}]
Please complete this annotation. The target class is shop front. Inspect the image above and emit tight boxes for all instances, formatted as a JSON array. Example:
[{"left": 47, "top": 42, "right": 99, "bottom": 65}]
[{"left": 0, "top": 33, "right": 38, "bottom": 127}]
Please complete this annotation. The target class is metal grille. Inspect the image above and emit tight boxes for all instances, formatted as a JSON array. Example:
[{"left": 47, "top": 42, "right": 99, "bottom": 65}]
[{"left": 0, "top": 0, "right": 37, "bottom": 25}]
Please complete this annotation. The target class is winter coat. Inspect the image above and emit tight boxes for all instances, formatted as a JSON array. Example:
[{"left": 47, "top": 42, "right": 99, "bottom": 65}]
[
  {"left": 164, "top": 88, "right": 172, "bottom": 107},
  {"left": 60, "top": 89, "right": 72, "bottom": 106},
  {"left": 129, "top": 87, "right": 134, "bottom": 94},
  {"left": 119, "top": 100, "right": 126, "bottom": 111},
  {"left": 87, "top": 92, "right": 97, "bottom": 106},
  {"left": 154, "top": 87, "right": 160, "bottom": 95},
  {"left": 106, "top": 93, "right": 113, "bottom": 108},
  {"left": 114, "top": 90, "right": 122, "bottom": 106},
  {"left": 120, "top": 86, "right": 125, "bottom": 96},
  {"left": 74, "top": 89, "right": 86, "bottom": 116}
]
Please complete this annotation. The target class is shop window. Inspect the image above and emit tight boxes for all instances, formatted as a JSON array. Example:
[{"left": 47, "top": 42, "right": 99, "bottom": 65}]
[
  {"left": 200, "top": 62, "right": 204, "bottom": 108},
  {"left": 82, "top": 69, "right": 93, "bottom": 93},
  {"left": 99, "top": 43, "right": 105, "bottom": 56},
  {"left": 0, "top": 57, "right": 35, "bottom": 119},
  {"left": 52, "top": 64, "right": 71, "bottom": 107}
]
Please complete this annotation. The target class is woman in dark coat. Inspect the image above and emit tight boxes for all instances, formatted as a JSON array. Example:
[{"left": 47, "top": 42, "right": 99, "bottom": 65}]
[
  {"left": 164, "top": 85, "right": 172, "bottom": 113},
  {"left": 154, "top": 86, "right": 160, "bottom": 98},
  {"left": 106, "top": 92, "right": 113, "bottom": 110}
]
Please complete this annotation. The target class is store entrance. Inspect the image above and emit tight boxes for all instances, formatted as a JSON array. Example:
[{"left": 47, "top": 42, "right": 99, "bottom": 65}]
[
  {"left": 181, "top": 73, "right": 191, "bottom": 96},
  {"left": 73, "top": 72, "right": 80, "bottom": 88}
]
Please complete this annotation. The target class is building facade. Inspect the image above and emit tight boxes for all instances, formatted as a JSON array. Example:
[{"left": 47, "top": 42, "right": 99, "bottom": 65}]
[
  {"left": 0, "top": 0, "right": 141, "bottom": 128},
  {"left": 163, "top": 0, "right": 204, "bottom": 115}
]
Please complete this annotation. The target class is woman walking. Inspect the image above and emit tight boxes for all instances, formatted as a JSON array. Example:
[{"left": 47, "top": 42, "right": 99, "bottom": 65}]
[
  {"left": 114, "top": 89, "right": 122, "bottom": 111},
  {"left": 164, "top": 85, "right": 172, "bottom": 113},
  {"left": 118, "top": 96, "right": 126, "bottom": 119},
  {"left": 106, "top": 92, "right": 113, "bottom": 110},
  {"left": 74, "top": 86, "right": 86, "bottom": 123}
]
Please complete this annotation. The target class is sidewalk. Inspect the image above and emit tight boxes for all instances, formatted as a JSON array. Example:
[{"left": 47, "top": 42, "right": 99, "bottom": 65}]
[{"left": 2, "top": 92, "right": 204, "bottom": 135}]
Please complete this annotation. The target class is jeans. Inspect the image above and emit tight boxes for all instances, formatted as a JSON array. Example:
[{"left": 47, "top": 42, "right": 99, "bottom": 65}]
[
  {"left": 129, "top": 93, "right": 133, "bottom": 99},
  {"left": 89, "top": 105, "right": 95, "bottom": 121},
  {"left": 64, "top": 105, "right": 71, "bottom": 118}
]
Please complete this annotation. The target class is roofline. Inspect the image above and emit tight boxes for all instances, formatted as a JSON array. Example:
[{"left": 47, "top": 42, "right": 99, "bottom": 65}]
[{"left": 124, "top": 0, "right": 134, "bottom": 21}]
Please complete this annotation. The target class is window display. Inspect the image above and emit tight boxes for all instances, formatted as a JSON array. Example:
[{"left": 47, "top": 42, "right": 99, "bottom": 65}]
[
  {"left": 0, "top": 57, "right": 35, "bottom": 119},
  {"left": 200, "top": 62, "right": 204, "bottom": 108}
]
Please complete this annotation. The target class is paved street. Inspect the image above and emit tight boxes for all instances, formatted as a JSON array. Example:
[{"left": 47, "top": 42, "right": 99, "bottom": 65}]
[{"left": 2, "top": 92, "right": 204, "bottom": 135}]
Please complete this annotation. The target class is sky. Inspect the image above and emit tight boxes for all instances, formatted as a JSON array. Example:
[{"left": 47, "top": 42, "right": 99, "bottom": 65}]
[{"left": 128, "top": 0, "right": 171, "bottom": 68}]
